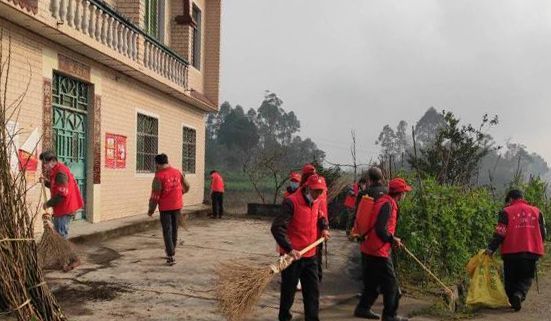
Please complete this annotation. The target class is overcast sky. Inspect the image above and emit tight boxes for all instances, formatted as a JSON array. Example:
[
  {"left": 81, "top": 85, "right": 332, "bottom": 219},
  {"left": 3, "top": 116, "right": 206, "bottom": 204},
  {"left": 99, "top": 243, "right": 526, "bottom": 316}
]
[{"left": 219, "top": 0, "right": 551, "bottom": 165}]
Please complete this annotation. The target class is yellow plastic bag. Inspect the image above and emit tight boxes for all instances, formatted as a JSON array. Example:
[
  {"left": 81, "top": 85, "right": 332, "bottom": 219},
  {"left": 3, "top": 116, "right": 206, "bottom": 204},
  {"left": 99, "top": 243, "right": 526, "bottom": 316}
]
[{"left": 466, "top": 250, "right": 510, "bottom": 308}]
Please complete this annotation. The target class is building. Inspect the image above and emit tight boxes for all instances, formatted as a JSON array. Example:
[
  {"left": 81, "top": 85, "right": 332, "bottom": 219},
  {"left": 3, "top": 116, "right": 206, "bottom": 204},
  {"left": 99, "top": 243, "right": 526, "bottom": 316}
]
[{"left": 0, "top": 0, "right": 221, "bottom": 222}]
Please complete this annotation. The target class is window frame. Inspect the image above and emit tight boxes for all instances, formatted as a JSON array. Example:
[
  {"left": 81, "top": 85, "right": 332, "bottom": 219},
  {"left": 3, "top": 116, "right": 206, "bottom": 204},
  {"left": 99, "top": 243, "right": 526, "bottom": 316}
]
[
  {"left": 191, "top": 4, "right": 202, "bottom": 70},
  {"left": 136, "top": 111, "right": 159, "bottom": 174},
  {"left": 182, "top": 125, "right": 197, "bottom": 174}
]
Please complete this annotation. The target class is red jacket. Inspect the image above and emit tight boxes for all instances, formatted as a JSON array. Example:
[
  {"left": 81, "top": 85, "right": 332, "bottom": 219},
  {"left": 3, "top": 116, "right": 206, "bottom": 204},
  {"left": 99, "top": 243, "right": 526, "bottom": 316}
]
[
  {"left": 279, "top": 190, "right": 320, "bottom": 258},
  {"left": 49, "top": 163, "right": 84, "bottom": 217},
  {"left": 360, "top": 194, "right": 398, "bottom": 258},
  {"left": 500, "top": 199, "right": 545, "bottom": 256},
  {"left": 211, "top": 172, "right": 225, "bottom": 193},
  {"left": 152, "top": 167, "right": 184, "bottom": 211}
]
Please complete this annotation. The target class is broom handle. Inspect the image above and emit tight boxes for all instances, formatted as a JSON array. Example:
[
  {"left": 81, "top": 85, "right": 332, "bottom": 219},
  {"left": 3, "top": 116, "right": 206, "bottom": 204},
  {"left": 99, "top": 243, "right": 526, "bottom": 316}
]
[
  {"left": 299, "top": 237, "right": 326, "bottom": 256},
  {"left": 402, "top": 246, "right": 452, "bottom": 294}
]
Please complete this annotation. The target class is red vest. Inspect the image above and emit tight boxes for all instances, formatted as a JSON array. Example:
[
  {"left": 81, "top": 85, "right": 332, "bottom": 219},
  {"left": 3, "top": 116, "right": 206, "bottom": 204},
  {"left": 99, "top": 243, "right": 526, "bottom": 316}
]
[
  {"left": 49, "top": 163, "right": 84, "bottom": 217},
  {"left": 280, "top": 190, "right": 320, "bottom": 258},
  {"left": 211, "top": 173, "right": 225, "bottom": 193},
  {"left": 360, "top": 194, "right": 398, "bottom": 258},
  {"left": 155, "top": 167, "right": 183, "bottom": 211},
  {"left": 500, "top": 200, "right": 545, "bottom": 256},
  {"left": 344, "top": 183, "right": 359, "bottom": 209}
]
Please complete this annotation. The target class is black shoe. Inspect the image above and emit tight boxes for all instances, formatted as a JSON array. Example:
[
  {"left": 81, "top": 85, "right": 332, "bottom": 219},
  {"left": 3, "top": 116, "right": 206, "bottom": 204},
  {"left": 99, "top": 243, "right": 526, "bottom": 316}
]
[
  {"left": 354, "top": 307, "right": 380, "bottom": 319},
  {"left": 166, "top": 256, "right": 176, "bottom": 266},
  {"left": 382, "top": 316, "right": 408, "bottom": 321},
  {"left": 510, "top": 293, "right": 522, "bottom": 312}
]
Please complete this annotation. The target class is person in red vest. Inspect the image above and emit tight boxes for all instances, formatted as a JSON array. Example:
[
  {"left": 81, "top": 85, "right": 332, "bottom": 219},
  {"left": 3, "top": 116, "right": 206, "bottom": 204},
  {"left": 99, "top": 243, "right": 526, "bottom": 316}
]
[
  {"left": 210, "top": 170, "right": 225, "bottom": 219},
  {"left": 284, "top": 172, "right": 302, "bottom": 198},
  {"left": 344, "top": 181, "right": 360, "bottom": 235},
  {"left": 300, "top": 163, "right": 317, "bottom": 186},
  {"left": 148, "top": 154, "right": 189, "bottom": 266},
  {"left": 354, "top": 178, "right": 412, "bottom": 321},
  {"left": 40, "top": 151, "right": 84, "bottom": 240},
  {"left": 486, "top": 189, "right": 546, "bottom": 312},
  {"left": 271, "top": 174, "right": 330, "bottom": 321}
]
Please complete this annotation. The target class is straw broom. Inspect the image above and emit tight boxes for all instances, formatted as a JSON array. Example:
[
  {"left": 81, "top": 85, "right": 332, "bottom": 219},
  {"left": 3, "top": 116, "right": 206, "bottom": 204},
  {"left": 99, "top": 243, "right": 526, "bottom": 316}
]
[
  {"left": 37, "top": 182, "right": 79, "bottom": 271},
  {"left": 326, "top": 176, "right": 350, "bottom": 203},
  {"left": 215, "top": 237, "right": 326, "bottom": 321}
]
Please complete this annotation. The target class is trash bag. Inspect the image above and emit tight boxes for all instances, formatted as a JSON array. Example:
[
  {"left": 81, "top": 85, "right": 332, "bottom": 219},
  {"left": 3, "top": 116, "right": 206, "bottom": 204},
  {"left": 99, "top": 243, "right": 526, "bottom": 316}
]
[{"left": 466, "top": 250, "right": 510, "bottom": 308}]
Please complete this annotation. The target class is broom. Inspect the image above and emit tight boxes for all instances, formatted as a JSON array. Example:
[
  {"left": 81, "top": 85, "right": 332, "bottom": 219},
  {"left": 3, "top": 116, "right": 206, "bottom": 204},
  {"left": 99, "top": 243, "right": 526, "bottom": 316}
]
[
  {"left": 402, "top": 245, "right": 459, "bottom": 312},
  {"left": 215, "top": 237, "right": 326, "bottom": 321},
  {"left": 37, "top": 181, "right": 79, "bottom": 271},
  {"left": 326, "top": 176, "right": 350, "bottom": 203}
]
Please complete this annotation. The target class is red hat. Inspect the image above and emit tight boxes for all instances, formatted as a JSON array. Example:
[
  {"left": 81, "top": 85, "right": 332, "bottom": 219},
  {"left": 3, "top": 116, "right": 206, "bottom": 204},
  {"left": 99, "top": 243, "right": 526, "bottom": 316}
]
[
  {"left": 302, "top": 164, "right": 316, "bottom": 175},
  {"left": 306, "top": 174, "right": 326, "bottom": 190},
  {"left": 388, "top": 178, "right": 413, "bottom": 194},
  {"left": 289, "top": 172, "right": 301, "bottom": 182}
]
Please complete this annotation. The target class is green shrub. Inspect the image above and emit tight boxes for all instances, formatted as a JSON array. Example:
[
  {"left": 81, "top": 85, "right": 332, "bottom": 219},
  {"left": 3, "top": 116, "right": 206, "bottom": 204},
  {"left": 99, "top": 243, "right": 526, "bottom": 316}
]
[{"left": 397, "top": 178, "right": 499, "bottom": 281}]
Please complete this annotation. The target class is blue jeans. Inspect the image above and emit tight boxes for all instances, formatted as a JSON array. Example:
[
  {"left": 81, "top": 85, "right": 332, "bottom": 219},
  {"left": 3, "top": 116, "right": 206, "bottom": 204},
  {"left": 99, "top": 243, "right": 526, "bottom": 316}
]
[{"left": 53, "top": 215, "right": 73, "bottom": 239}]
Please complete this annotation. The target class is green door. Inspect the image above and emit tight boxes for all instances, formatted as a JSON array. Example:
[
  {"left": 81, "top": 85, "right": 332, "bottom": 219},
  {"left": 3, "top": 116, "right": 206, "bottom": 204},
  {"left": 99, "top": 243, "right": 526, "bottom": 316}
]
[{"left": 52, "top": 73, "right": 89, "bottom": 220}]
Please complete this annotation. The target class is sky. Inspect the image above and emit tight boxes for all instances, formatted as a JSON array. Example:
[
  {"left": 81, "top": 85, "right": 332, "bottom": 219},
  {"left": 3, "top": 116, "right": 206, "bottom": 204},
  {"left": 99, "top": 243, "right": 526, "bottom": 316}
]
[{"left": 219, "top": 0, "right": 551, "bottom": 166}]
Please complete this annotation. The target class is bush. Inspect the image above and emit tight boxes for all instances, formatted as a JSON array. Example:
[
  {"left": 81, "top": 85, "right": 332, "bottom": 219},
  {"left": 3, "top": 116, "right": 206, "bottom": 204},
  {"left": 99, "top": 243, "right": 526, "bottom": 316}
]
[
  {"left": 396, "top": 178, "right": 500, "bottom": 281},
  {"left": 521, "top": 176, "right": 551, "bottom": 240}
]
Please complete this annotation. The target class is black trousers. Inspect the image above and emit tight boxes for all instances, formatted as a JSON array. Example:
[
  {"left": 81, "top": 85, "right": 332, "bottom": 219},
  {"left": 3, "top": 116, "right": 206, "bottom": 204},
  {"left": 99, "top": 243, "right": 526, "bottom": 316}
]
[
  {"left": 279, "top": 257, "right": 320, "bottom": 321},
  {"left": 316, "top": 244, "right": 324, "bottom": 282},
  {"left": 211, "top": 192, "right": 224, "bottom": 218},
  {"left": 160, "top": 210, "right": 181, "bottom": 257},
  {"left": 503, "top": 257, "right": 537, "bottom": 302},
  {"left": 356, "top": 254, "right": 400, "bottom": 318}
]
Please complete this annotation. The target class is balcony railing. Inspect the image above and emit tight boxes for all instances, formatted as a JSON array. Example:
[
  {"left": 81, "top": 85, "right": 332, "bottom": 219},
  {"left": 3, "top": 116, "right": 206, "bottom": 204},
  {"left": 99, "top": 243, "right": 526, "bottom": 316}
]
[{"left": 49, "top": 0, "right": 188, "bottom": 88}]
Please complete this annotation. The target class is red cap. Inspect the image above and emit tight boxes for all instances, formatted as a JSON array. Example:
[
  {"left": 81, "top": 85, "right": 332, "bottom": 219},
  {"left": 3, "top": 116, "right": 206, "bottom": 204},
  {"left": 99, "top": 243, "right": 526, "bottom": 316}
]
[
  {"left": 289, "top": 172, "right": 301, "bottom": 182},
  {"left": 388, "top": 178, "right": 413, "bottom": 194},
  {"left": 302, "top": 164, "right": 316, "bottom": 175},
  {"left": 306, "top": 174, "right": 326, "bottom": 190}
]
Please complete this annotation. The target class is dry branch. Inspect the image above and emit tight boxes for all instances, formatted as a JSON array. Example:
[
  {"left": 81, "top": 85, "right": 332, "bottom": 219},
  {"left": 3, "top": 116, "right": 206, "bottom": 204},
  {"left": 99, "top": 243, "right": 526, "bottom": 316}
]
[{"left": 0, "top": 28, "right": 67, "bottom": 321}]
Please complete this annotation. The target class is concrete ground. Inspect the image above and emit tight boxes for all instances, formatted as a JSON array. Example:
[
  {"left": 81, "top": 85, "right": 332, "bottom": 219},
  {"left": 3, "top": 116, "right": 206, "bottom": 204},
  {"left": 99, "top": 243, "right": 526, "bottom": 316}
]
[
  {"left": 45, "top": 216, "right": 359, "bottom": 321},
  {"left": 37, "top": 216, "right": 550, "bottom": 321}
]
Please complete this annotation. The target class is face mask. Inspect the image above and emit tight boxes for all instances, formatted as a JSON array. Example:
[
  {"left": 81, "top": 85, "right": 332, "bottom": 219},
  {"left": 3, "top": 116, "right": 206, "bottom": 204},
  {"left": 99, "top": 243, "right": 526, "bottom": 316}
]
[{"left": 290, "top": 182, "right": 299, "bottom": 190}]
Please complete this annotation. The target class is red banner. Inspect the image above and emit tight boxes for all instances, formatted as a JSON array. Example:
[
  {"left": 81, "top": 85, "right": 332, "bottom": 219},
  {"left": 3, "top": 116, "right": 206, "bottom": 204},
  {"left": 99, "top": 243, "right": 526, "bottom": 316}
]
[{"left": 105, "top": 133, "right": 126, "bottom": 169}]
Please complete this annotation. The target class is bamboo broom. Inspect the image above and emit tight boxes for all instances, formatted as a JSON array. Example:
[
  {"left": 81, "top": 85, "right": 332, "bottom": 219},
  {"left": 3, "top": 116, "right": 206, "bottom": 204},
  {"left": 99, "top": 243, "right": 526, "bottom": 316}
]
[
  {"left": 215, "top": 237, "right": 326, "bottom": 321},
  {"left": 37, "top": 182, "right": 79, "bottom": 271}
]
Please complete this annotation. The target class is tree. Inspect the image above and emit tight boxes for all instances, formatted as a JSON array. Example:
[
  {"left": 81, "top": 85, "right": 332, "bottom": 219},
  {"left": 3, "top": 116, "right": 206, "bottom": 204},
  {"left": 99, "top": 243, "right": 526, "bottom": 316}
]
[
  {"left": 409, "top": 111, "right": 499, "bottom": 185},
  {"left": 206, "top": 92, "right": 326, "bottom": 204},
  {"left": 218, "top": 105, "right": 259, "bottom": 152},
  {"left": 255, "top": 91, "right": 300, "bottom": 147},
  {"left": 375, "top": 120, "right": 410, "bottom": 173},
  {"left": 414, "top": 107, "right": 446, "bottom": 147}
]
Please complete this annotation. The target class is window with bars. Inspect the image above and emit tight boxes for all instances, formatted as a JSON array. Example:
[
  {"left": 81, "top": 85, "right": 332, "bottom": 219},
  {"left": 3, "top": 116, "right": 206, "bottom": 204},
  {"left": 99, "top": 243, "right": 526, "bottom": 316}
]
[
  {"left": 137, "top": 113, "right": 159, "bottom": 173},
  {"left": 182, "top": 126, "right": 196, "bottom": 174},
  {"left": 144, "top": 0, "right": 160, "bottom": 39},
  {"left": 192, "top": 4, "right": 202, "bottom": 70}
]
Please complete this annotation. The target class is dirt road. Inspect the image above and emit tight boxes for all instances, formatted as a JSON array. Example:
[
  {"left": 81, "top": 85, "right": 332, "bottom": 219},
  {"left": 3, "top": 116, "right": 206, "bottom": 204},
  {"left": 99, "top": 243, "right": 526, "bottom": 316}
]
[{"left": 39, "top": 217, "right": 550, "bottom": 321}]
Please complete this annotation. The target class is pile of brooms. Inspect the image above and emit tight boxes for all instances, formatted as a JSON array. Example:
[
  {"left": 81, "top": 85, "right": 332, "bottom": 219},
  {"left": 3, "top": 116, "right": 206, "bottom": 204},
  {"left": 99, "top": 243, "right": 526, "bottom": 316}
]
[{"left": 0, "top": 29, "right": 67, "bottom": 321}]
